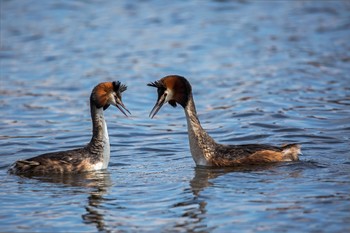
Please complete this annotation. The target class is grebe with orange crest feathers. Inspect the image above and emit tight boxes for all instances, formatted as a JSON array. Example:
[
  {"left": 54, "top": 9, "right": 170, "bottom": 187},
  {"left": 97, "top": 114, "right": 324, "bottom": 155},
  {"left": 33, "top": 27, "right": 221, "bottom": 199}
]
[
  {"left": 148, "top": 75, "right": 301, "bottom": 167},
  {"left": 9, "top": 81, "right": 130, "bottom": 175}
]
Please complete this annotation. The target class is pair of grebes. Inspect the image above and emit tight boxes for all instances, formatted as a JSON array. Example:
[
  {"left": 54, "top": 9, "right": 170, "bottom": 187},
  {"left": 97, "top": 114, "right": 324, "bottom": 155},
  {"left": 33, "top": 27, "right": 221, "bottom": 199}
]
[{"left": 9, "top": 75, "right": 301, "bottom": 175}]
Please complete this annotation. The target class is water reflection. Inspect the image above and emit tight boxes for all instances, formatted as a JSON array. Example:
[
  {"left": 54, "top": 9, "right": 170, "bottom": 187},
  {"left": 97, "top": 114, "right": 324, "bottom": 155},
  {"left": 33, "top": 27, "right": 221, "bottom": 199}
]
[
  {"left": 13, "top": 171, "right": 112, "bottom": 232},
  {"left": 171, "top": 165, "right": 282, "bottom": 232},
  {"left": 179, "top": 161, "right": 334, "bottom": 232},
  {"left": 14, "top": 170, "right": 112, "bottom": 188},
  {"left": 190, "top": 165, "right": 277, "bottom": 196},
  {"left": 82, "top": 186, "right": 110, "bottom": 232}
]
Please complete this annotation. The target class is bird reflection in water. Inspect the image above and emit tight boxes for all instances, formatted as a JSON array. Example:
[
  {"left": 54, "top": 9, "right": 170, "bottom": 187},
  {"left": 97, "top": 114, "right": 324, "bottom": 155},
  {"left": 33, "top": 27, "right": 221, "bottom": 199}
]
[
  {"left": 14, "top": 170, "right": 112, "bottom": 232},
  {"left": 172, "top": 164, "right": 280, "bottom": 232}
]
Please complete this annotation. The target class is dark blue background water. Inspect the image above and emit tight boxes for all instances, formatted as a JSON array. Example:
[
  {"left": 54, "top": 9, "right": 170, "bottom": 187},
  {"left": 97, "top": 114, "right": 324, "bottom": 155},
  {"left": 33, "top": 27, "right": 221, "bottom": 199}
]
[{"left": 1, "top": 1, "right": 349, "bottom": 232}]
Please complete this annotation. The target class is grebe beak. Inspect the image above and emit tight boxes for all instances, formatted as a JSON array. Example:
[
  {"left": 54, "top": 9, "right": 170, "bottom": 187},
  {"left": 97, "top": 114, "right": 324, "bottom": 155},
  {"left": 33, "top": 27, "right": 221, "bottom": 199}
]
[
  {"left": 149, "top": 93, "right": 167, "bottom": 118},
  {"left": 115, "top": 98, "right": 131, "bottom": 117}
]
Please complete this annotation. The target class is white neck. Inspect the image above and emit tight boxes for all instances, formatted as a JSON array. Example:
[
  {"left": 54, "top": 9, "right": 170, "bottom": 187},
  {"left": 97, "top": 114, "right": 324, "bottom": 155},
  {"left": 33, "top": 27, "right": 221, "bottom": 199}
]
[
  {"left": 88, "top": 105, "right": 110, "bottom": 169},
  {"left": 100, "top": 108, "right": 110, "bottom": 169},
  {"left": 184, "top": 95, "right": 216, "bottom": 166}
]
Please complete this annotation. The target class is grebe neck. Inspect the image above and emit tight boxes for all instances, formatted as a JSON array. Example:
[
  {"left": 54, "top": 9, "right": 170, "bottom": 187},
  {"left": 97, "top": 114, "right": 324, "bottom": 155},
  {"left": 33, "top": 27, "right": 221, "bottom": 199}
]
[
  {"left": 87, "top": 100, "right": 110, "bottom": 169},
  {"left": 184, "top": 94, "right": 216, "bottom": 166}
]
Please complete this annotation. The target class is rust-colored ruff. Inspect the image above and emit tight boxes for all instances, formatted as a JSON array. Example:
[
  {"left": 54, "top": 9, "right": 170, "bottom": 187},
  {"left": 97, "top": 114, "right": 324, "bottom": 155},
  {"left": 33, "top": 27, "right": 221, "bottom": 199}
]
[{"left": 92, "top": 82, "right": 114, "bottom": 108}]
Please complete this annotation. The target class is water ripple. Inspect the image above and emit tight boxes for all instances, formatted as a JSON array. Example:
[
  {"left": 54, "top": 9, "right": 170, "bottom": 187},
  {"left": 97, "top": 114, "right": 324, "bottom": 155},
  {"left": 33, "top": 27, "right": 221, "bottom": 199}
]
[{"left": 1, "top": 0, "right": 350, "bottom": 232}]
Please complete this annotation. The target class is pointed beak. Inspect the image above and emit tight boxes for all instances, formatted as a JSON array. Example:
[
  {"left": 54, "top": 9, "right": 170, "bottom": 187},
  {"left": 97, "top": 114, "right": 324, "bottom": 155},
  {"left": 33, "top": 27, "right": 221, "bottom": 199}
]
[
  {"left": 149, "top": 94, "right": 166, "bottom": 118},
  {"left": 115, "top": 98, "right": 131, "bottom": 117}
]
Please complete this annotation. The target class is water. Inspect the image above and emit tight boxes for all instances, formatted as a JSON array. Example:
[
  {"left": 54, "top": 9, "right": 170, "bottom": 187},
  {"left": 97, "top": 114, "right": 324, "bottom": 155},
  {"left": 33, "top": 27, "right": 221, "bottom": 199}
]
[{"left": 1, "top": 0, "right": 350, "bottom": 232}]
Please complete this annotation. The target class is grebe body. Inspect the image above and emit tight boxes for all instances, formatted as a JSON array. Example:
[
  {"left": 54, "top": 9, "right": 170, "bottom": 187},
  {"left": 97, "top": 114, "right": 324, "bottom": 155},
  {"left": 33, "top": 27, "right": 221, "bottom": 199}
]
[
  {"left": 148, "top": 75, "right": 301, "bottom": 167},
  {"left": 9, "top": 81, "right": 130, "bottom": 175}
]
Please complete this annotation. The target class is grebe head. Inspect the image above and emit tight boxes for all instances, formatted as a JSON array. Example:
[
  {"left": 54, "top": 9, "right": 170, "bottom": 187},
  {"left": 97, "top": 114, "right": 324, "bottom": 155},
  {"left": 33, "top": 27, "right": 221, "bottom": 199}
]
[
  {"left": 91, "top": 81, "right": 130, "bottom": 116},
  {"left": 148, "top": 75, "right": 192, "bottom": 118}
]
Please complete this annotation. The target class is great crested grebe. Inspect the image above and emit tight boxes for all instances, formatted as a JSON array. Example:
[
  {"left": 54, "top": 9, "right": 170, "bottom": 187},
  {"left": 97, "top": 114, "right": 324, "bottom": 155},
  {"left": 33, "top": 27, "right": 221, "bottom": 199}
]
[
  {"left": 148, "top": 75, "right": 301, "bottom": 167},
  {"left": 9, "top": 81, "right": 130, "bottom": 175}
]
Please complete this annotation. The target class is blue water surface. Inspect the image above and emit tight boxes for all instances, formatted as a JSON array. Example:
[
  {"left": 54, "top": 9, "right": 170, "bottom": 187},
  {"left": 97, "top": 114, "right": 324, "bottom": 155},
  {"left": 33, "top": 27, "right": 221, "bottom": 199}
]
[{"left": 1, "top": 0, "right": 349, "bottom": 232}]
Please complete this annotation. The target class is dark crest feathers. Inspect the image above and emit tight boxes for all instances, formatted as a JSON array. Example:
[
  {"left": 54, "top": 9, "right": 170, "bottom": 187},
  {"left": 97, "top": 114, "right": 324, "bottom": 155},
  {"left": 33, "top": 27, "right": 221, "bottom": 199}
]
[
  {"left": 113, "top": 81, "right": 127, "bottom": 93},
  {"left": 147, "top": 80, "right": 164, "bottom": 89}
]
